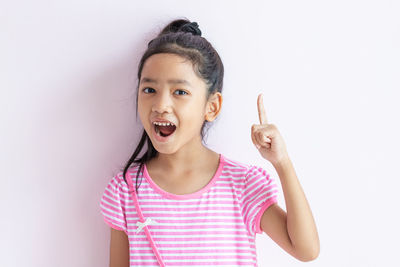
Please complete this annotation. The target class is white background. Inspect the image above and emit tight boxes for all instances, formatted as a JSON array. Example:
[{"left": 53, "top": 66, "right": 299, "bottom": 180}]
[{"left": 1, "top": 0, "right": 399, "bottom": 266}]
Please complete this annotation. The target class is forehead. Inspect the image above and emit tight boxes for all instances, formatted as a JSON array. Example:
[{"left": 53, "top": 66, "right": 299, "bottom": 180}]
[{"left": 140, "top": 53, "right": 203, "bottom": 87}]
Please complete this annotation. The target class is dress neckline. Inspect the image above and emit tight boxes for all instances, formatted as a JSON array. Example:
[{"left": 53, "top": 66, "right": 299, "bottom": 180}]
[{"left": 142, "top": 153, "right": 225, "bottom": 200}]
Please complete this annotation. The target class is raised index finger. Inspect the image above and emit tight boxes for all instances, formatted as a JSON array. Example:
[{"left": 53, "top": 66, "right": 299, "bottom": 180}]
[{"left": 257, "top": 93, "right": 268, "bottom": 125}]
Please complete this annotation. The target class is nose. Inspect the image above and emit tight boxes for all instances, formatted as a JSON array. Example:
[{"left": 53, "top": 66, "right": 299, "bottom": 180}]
[{"left": 151, "top": 90, "right": 172, "bottom": 114}]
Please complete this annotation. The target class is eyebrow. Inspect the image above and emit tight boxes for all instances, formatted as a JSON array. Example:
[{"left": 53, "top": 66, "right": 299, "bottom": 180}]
[{"left": 140, "top": 77, "right": 192, "bottom": 87}]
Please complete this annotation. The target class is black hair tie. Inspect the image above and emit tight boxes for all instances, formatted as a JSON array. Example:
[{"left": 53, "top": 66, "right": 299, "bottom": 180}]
[
  {"left": 180, "top": 22, "right": 202, "bottom": 36},
  {"left": 147, "top": 21, "right": 202, "bottom": 47}
]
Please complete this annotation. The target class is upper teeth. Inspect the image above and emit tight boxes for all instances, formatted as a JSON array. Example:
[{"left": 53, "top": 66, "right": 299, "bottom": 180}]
[{"left": 153, "top": 121, "right": 174, "bottom": 126}]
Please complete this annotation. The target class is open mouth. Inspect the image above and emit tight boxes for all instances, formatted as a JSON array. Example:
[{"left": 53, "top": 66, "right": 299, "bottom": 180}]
[{"left": 154, "top": 124, "right": 176, "bottom": 137}]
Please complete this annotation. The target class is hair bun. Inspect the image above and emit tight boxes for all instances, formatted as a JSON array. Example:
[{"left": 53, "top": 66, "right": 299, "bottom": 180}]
[{"left": 179, "top": 22, "right": 202, "bottom": 36}]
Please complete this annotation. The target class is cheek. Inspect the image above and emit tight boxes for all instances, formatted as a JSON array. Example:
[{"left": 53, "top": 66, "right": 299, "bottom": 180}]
[
  {"left": 181, "top": 110, "right": 206, "bottom": 133},
  {"left": 137, "top": 106, "right": 145, "bottom": 122},
  {"left": 137, "top": 105, "right": 150, "bottom": 131},
  {"left": 137, "top": 96, "right": 146, "bottom": 111}
]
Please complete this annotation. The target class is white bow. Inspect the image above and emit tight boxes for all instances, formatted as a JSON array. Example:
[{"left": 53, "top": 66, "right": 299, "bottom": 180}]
[{"left": 135, "top": 217, "right": 158, "bottom": 234}]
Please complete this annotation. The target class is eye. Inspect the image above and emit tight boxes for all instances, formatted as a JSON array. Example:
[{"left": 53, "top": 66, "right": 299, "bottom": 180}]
[
  {"left": 174, "top": 90, "right": 188, "bottom": 96},
  {"left": 142, "top": 87, "right": 155, "bottom": 93}
]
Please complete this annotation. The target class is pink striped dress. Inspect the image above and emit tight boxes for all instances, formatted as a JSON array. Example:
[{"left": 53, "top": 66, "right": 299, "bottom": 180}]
[{"left": 100, "top": 153, "right": 279, "bottom": 266}]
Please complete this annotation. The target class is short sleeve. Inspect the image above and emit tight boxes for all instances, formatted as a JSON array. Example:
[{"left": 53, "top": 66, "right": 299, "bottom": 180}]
[
  {"left": 241, "top": 165, "right": 279, "bottom": 236},
  {"left": 99, "top": 173, "right": 128, "bottom": 233}
]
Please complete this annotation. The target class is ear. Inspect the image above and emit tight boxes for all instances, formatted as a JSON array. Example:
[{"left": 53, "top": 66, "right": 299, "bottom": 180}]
[{"left": 204, "top": 92, "right": 223, "bottom": 122}]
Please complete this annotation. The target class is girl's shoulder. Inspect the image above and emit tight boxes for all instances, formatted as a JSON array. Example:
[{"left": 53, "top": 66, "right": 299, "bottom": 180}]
[
  {"left": 220, "top": 154, "right": 253, "bottom": 173},
  {"left": 106, "top": 164, "right": 144, "bottom": 190},
  {"left": 221, "top": 154, "right": 270, "bottom": 178}
]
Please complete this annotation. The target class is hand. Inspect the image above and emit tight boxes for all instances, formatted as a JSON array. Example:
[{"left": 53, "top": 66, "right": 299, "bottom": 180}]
[{"left": 251, "top": 93, "right": 289, "bottom": 165}]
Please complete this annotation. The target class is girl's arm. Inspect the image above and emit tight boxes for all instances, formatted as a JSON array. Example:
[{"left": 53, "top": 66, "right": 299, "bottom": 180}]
[
  {"left": 260, "top": 156, "right": 320, "bottom": 261},
  {"left": 110, "top": 228, "right": 130, "bottom": 267},
  {"left": 252, "top": 94, "right": 319, "bottom": 261}
]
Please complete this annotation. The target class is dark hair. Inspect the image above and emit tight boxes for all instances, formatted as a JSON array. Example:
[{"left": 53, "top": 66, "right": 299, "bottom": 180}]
[{"left": 121, "top": 17, "right": 224, "bottom": 195}]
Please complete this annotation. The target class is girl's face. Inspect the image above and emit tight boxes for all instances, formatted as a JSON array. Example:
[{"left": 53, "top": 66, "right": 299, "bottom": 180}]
[{"left": 138, "top": 53, "right": 212, "bottom": 154}]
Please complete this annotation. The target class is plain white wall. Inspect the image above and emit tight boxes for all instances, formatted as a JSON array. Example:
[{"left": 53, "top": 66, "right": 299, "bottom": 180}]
[{"left": 1, "top": 0, "right": 399, "bottom": 266}]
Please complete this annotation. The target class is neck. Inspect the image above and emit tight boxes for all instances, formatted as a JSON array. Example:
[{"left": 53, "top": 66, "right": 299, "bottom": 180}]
[{"left": 153, "top": 142, "right": 213, "bottom": 174}]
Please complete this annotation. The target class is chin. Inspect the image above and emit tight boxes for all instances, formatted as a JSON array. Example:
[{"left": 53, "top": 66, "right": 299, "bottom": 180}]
[{"left": 152, "top": 146, "right": 177, "bottom": 155}]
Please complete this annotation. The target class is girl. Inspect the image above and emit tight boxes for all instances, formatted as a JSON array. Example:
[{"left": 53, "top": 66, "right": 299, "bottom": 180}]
[{"left": 100, "top": 18, "right": 319, "bottom": 267}]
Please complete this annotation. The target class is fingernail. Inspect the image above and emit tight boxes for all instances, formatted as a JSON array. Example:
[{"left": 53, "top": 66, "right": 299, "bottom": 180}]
[{"left": 256, "top": 144, "right": 261, "bottom": 149}]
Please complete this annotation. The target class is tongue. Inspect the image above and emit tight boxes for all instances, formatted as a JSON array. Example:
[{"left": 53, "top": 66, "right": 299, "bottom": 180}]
[{"left": 159, "top": 125, "right": 175, "bottom": 136}]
